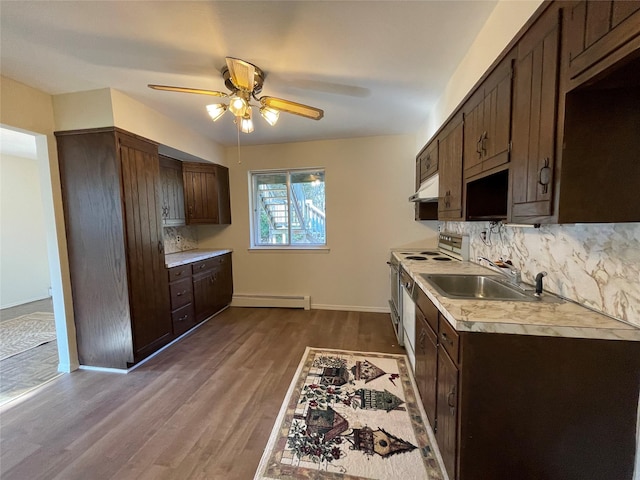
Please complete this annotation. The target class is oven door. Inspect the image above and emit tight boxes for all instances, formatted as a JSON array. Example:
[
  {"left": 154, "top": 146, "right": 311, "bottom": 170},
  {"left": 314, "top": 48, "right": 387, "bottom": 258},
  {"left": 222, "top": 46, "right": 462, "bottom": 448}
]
[{"left": 387, "top": 259, "right": 403, "bottom": 346}]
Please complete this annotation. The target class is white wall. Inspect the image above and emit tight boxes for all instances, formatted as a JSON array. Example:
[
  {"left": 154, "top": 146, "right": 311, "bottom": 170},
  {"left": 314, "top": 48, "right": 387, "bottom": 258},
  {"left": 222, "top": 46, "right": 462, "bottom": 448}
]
[
  {"left": 0, "top": 153, "right": 51, "bottom": 307},
  {"left": 197, "top": 135, "right": 439, "bottom": 311}
]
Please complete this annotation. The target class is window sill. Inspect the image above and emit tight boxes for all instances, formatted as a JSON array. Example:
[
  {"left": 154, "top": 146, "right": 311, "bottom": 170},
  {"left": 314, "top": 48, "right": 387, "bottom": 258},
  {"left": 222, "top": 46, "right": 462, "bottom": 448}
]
[{"left": 248, "top": 246, "right": 330, "bottom": 253}]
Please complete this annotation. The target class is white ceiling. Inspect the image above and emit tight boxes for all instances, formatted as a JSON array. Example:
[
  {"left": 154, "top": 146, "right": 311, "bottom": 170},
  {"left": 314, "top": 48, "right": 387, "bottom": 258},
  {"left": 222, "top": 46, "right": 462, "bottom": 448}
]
[{"left": 0, "top": 0, "right": 498, "bottom": 147}]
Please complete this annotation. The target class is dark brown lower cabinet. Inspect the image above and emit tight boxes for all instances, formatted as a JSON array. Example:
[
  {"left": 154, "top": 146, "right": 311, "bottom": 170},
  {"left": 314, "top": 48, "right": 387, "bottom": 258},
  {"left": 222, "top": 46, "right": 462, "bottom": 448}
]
[
  {"left": 191, "top": 253, "right": 233, "bottom": 323},
  {"left": 413, "top": 287, "right": 640, "bottom": 480},
  {"left": 56, "top": 127, "right": 172, "bottom": 369}
]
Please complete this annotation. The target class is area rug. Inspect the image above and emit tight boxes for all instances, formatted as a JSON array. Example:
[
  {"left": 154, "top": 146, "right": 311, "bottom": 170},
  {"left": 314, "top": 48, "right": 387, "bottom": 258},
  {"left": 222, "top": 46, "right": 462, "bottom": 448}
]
[
  {"left": 0, "top": 312, "right": 56, "bottom": 361},
  {"left": 254, "top": 347, "right": 445, "bottom": 480}
]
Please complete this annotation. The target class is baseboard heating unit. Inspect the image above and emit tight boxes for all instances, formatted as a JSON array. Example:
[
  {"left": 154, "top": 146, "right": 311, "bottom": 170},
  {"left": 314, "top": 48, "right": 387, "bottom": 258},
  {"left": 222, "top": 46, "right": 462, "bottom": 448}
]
[{"left": 231, "top": 294, "right": 311, "bottom": 310}]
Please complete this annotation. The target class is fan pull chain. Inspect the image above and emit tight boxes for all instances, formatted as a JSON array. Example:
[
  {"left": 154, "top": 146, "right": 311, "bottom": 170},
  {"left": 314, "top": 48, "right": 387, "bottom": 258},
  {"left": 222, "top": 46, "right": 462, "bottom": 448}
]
[{"left": 236, "top": 117, "right": 242, "bottom": 164}]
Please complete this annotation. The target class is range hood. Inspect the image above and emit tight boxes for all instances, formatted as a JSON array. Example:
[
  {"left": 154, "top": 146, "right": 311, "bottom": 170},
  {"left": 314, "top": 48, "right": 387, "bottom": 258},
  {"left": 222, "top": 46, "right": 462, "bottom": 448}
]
[{"left": 409, "top": 174, "right": 439, "bottom": 203}]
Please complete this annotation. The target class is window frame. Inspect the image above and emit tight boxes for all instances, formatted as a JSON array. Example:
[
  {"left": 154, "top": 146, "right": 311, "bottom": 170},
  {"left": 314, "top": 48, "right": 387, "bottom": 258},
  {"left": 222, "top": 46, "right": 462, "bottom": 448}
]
[{"left": 248, "top": 167, "right": 327, "bottom": 250}]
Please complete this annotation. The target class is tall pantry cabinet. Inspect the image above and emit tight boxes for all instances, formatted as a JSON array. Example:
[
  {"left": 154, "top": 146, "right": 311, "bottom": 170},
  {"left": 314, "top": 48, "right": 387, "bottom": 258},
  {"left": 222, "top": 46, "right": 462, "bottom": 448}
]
[{"left": 56, "top": 127, "right": 172, "bottom": 369}]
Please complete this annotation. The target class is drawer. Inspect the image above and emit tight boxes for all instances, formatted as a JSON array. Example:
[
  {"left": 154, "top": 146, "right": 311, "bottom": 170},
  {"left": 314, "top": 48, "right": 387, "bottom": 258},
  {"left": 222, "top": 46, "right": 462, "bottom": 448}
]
[
  {"left": 169, "top": 277, "right": 193, "bottom": 309},
  {"left": 415, "top": 287, "right": 439, "bottom": 334},
  {"left": 191, "top": 254, "right": 227, "bottom": 273},
  {"left": 172, "top": 303, "right": 195, "bottom": 336},
  {"left": 167, "top": 264, "right": 191, "bottom": 282},
  {"left": 439, "top": 315, "right": 460, "bottom": 364}
]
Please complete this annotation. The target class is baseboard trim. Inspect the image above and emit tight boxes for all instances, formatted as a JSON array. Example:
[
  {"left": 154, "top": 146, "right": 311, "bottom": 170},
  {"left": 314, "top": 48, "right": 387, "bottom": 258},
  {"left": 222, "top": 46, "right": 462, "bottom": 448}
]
[
  {"left": 311, "top": 304, "right": 390, "bottom": 314},
  {"left": 232, "top": 294, "right": 311, "bottom": 310}
]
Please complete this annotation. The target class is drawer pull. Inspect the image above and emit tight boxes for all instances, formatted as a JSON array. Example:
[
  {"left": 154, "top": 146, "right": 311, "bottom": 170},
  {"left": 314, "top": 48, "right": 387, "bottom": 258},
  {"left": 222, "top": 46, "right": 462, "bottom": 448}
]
[
  {"left": 441, "top": 332, "right": 453, "bottom": 345},
  {"left": 175, "top": 271, "right": 183, "bottom": 276},
  {"left": 176, "top": 290, "right": 188, "bottom": 297},
  {"left": 177, "top": 314, "right": 188, "bottom": 322},
  {"left": 199, "top": 264, "right": 206, "bottom": 269}
]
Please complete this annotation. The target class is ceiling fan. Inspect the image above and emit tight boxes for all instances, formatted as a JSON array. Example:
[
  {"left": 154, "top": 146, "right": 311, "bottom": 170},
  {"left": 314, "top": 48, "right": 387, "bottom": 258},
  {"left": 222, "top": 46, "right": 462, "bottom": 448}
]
[{"left": 148, "top": 57, "right": 324, "bottom": 133}]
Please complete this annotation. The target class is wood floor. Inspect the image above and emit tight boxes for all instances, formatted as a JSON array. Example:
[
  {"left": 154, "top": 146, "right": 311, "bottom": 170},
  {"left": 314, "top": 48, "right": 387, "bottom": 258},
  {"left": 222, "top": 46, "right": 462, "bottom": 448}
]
[
  {"left": 0, "top": 307, "right": 405, "bottom": 480},
  {"left": 0, "top": 298, "right": 60, "bottom": 405}
]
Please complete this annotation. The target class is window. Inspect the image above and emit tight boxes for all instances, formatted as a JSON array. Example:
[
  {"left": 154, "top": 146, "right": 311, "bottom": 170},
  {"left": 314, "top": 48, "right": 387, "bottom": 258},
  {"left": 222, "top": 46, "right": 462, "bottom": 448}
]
[{"left": 250, "top": 168, "right": 326, "bottom": 248}]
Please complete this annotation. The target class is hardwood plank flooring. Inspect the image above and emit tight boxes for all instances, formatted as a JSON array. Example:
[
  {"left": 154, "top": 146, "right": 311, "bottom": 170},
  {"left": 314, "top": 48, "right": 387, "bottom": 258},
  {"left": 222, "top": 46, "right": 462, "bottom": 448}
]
[
  {"left": 0, "top": 298, "right": 60, "bottom": 405},
  {"left": 0, "top": 307, "right": 404, "bottom": 480}
]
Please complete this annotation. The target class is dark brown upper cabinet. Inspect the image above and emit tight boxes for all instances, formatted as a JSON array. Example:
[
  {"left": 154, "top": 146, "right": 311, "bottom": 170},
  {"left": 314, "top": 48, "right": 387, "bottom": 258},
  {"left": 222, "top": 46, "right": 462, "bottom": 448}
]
[
  {"left": 56, "top": 128, "right": 172, "bottom": 369},
  {"left": 438, "top": 115, "right": 464, "bottom": 220},
  {"left": 417, "top": 140, "right": 439, "bottom": 186},
  {"left": 182, "top": 162, "right": 231, "bottom": 225},
  {"left": 159, "top": 155, "right": 186, "bottom": 227},
  {"left": 510, "top": 6, "right": 561, "bottom": 221},
  {"left": 414, "top": 138, "right": 439, "bottom": 221},
  {"left": 462, "top": 55, "right": 514, "bottom": 180},
  {"left": 564, "top": 0, "right": 640, "bottom": 88}
]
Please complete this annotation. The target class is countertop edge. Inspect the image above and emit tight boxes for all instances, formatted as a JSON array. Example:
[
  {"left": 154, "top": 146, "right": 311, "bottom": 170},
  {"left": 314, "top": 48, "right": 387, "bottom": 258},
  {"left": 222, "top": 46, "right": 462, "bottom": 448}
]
[{"left": 165, "top": 249, "right": 233, "bottom": 268}]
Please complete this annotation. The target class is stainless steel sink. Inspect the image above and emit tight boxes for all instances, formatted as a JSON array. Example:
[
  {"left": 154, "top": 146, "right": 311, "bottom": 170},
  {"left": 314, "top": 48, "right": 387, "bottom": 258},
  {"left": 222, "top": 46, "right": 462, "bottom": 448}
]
[{"left": 420, "top": 273, "right": 537, "bottom": 301}]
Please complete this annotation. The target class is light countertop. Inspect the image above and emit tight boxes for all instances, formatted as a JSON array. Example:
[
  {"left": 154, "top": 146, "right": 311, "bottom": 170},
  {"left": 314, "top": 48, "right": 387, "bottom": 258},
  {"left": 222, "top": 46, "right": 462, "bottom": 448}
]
[
  {"left": 165, "top": 249, "right": 232, "bottom": 268},
  {"left": 395, "top": 252, "right": 640, "bottom": 342}
]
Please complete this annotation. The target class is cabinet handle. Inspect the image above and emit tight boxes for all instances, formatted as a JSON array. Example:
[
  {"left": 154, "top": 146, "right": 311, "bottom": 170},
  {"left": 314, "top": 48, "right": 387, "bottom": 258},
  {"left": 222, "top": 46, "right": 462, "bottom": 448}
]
[
  {"left": 177, "top": 314, "right": 188, "bottom": 322},
  {"left": 447, "top": 385, "right": 457, "bottom": 414},
  {"left": 175, "top": 271, "right": 183, "bottom": 277},
  {"left": 476, "top": 135, "right": 483, "bottom": 158},
  {"left": 481, "top": 131, "right": 488, "bottom": 156},
  {"left": 157, "top": 240, "right": 163, "bottom": 254},
  {"left": 538, "top": 157, "right": 551, "bottom": 194},
  {"left": 199, "top": 264, "right": 206, "bottom": 269},
  {"left": 419, "top": 330, "right": 426, "bottom": 346},
  {"left": 176, "top": 290, "right": 187, "bottom": 297},
  {"left": 441, "top": 332, "right": 453, "bottom": 346}
]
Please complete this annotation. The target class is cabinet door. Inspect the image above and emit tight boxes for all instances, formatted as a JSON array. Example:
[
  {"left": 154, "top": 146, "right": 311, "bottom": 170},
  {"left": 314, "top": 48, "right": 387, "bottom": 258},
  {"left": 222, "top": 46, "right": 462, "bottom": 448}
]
[
  {"left": 192, "top": 269, "right": 215, "bottom": 323},
  {"left": 511, "top": 7, "right": 560, "bottom": 221},
  {"left": 436, "top": 347, "right": 459, "bottom": 480},
  {"left": 184, "top": 167, "right": 219, "bottom": 224},
  {"left": 565, "top": 0, "right": 640, "bottom": 83},
  {"left": 438, "top": 118, "right": 464, "bottom": 220},
  {"left": 419, "top": 141, "right": 438, "bottom": 184},
  {"left": 463, "top": 58, "right": 512, "bottom": 179},
  {"left": 214, "top": 164, "right": 232, "bottom": 225},
  {"left": 415, "top": 309, "right": 438, "bottom": 426},
  {"left": 159, "top": 155, "right": 186, "bottom": 226},
  {"left": 118, "top": 133, "right": 172, "bottom": 360}
]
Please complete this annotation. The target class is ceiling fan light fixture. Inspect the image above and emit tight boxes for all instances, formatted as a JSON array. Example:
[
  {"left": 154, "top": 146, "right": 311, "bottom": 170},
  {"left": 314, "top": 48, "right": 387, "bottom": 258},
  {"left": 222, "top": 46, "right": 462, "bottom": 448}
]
[
  {"left": 229, "top": 95, "right": 248, "bottom": 117},
  {"left": 260, "top": 106, "right": 280, "bottom": 126},
  {"left": 240, "top": 107, "right": 254, "bottom": 133},
  {"left": 206, "top": 103, "right": 227, "bottom": 121}
]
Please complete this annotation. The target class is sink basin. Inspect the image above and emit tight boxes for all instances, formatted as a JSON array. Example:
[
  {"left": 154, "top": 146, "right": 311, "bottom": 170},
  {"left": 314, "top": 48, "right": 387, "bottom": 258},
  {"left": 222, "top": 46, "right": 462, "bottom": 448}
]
[{"left": 420, "top": 274, "right": 535, "bottom": 301}]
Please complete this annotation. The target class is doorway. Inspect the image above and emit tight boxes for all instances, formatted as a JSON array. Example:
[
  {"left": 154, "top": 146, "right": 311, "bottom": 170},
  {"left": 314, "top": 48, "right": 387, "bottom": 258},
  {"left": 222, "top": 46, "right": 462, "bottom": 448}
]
[{"left": 0, "top": 126, "right": 74, "bottom": 405}]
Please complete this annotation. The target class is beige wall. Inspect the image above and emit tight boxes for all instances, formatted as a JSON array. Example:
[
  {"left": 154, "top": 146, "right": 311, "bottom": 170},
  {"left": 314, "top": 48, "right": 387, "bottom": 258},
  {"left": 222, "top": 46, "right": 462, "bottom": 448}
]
[
  {"left": 416, "top": 0, "right": 543, "bottom": 147},
  {"left": 197, "top": 135, "right": 439, "bottom": 311},
  {"left": 53, "top": 88, "right": 226, "bottom": 165},
  {"left": 1, "top": 75, "right": 78, "bottom": 371},
  {"left": 0, "top": 153, "right": 50, "bottom": 307}
]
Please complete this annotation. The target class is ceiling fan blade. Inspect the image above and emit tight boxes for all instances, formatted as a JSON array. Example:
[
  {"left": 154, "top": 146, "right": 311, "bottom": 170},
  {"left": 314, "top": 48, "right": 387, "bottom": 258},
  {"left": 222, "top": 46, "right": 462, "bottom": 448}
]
[
  {"left": 148, "top": 84, "right": 228, "bottom": 97},
  {"left": 261, "top": 96, "right": 324, "bottom": 120},
  {"left": 225, "top": 57, "right": 256, "bottom": 92}
]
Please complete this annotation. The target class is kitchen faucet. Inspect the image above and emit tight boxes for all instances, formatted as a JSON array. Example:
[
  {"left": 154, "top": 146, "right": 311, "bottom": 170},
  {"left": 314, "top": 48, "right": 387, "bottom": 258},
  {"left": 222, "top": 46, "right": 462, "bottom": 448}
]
[{"left": 477, "top": 256, "right": 522, "bottom": 287}]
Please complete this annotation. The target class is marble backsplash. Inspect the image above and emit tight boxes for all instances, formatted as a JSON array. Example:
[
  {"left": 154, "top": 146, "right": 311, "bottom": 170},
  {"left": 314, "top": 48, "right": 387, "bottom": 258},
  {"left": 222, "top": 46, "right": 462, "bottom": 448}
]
[
  {"left": 442, "top": 221, "right": 640, "bottom": 327},
  {"left": 163, "top": 226, "right": 198, "bottom": 254}
]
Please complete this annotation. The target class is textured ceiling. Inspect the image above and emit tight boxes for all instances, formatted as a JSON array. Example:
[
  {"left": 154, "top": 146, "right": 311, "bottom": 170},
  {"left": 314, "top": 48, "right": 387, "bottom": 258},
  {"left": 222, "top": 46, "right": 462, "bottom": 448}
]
[{"left": 0, "top": 0, "right": 498, "bottom": 146}]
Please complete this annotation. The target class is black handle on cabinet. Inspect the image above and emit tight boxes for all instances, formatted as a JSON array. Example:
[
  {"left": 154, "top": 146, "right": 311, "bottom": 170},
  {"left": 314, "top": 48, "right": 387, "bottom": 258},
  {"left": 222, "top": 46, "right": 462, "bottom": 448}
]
[
  {"left": 441, "top": 332, "right": 453, "bottom": 347},
  {"left": 481, "top": 131, "right": 488, "bottom": 156},
  {"left": 157, "top": 240, "right": 163, "bottom": 254},
  {"left": 476, "top": 135, "right": 483, "bottom": 158},
  {"left": 177, "top": 314, "right": 188, "bottom": 322}
]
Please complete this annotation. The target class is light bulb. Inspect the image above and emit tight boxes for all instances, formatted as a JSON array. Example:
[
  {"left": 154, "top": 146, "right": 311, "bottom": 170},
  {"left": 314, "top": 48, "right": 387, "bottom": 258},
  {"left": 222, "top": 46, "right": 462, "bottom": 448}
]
[
  {"left": 240, "top": 107, "right": 254, "bottom": 133},
  {"left": 206, "top": 103, "right": 227, "bottom": 121},
  {"left": 228, "top": 95, "right": 248, "bottom": 116},
  {"left": 260, "top": 106, "right": 279, "bottom": 126}
]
